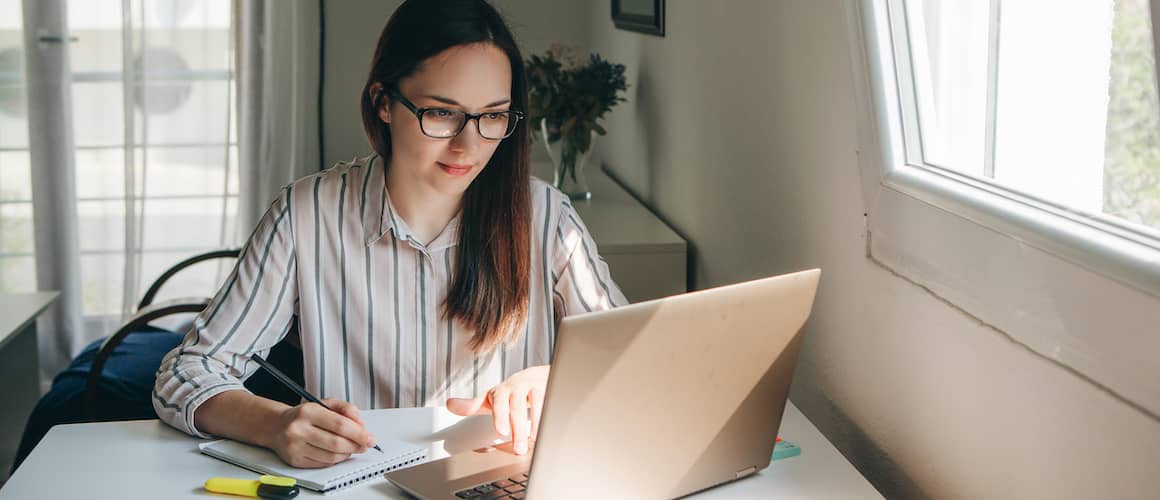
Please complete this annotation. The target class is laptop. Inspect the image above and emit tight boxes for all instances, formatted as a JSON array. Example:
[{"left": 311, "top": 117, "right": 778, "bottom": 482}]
[{"left": 386, "top": 269, "right": 821, "bottom": 499}]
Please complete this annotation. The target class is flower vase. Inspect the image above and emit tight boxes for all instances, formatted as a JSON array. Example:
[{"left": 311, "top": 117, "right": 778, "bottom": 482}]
[{"left": 540, "top": 118, "right": 595, "bottom": 200}]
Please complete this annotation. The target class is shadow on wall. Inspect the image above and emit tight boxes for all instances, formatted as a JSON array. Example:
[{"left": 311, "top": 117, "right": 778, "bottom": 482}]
[
  {"left": 635, "top": 44, "right": 661, "bottom": 203},
  {"left": 638, "top": 52, "right": 699, "bottom": 290},
  {"left": 790, "top": 384, "right": 932, "bottom": 500},
  {"left": 602, "top": 42, "right": 701, "bottom": 292}
]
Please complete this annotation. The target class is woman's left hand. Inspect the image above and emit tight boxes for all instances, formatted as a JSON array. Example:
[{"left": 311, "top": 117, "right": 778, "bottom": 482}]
[{"left": 446, "top": 365, "right": 549, "bottom": 455}]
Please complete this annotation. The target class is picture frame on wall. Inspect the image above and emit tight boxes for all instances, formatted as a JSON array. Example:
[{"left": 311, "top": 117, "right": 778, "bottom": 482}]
[{"left": 612, "top": 0, "right": 664, "bottom": 37}]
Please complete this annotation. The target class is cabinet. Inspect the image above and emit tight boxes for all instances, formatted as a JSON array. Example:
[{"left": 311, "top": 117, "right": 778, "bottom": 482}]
[{"left": 566, "top": 170, "right": 687, "bottom": 303}]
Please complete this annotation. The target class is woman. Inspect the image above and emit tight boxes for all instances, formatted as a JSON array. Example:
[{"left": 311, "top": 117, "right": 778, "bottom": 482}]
[{"left": 153, "top": 0, "right": 625, "bottom": 468}]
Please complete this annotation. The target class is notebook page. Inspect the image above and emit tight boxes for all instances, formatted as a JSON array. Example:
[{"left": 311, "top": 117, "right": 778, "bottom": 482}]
[{"left": 199, "top": 436, "right": 425, "bottom": 492}]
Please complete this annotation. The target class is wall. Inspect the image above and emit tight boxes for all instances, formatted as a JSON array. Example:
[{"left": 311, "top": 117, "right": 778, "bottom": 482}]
[{"left": 586, "top": 0, "right": 1160, "bottom": 498}]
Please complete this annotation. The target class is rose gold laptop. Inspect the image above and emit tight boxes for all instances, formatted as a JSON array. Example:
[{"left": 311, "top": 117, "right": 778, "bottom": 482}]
[{"left": 386, "top": 269, "right": 821, "bottom": 499}]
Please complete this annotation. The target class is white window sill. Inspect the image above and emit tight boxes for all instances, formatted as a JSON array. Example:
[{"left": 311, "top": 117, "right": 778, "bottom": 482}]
[{"left": 885, "top": 165, "right": 1160, "bottom": 297}]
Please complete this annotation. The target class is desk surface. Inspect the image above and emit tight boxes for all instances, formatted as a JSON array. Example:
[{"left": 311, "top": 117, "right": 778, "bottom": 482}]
[
  {"left": 1, "top": 402, "right": 882, "bottom": 499},
  {"left": 0, "top": 292, "right": 58, "bottom": 350}
]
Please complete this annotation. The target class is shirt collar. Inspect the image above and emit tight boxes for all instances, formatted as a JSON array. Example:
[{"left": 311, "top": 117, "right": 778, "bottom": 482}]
[
  {"left": 362, "top": 155, "right": 461, "bottom": 252},
  {"left": 362, "top": 154, "right": 394, "bottom": 246}
]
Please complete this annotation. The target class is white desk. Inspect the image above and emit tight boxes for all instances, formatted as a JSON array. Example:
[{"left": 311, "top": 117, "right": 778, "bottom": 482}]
[
  {"left": 1, "top": 402, "right": 882, "bottom": 499},
  {"left": 0, "top": 292, "right": 59, "bottom": 481}
]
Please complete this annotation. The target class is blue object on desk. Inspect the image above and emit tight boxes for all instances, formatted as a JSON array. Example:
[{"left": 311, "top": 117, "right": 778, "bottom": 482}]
[{"left": 772, "top": 440, "right": 801, "bottom": 461}]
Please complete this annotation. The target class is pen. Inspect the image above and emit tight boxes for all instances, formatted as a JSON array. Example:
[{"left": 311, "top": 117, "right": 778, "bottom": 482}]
[{"left": 249, "top": 353, "right": 383, "bottom": 453}]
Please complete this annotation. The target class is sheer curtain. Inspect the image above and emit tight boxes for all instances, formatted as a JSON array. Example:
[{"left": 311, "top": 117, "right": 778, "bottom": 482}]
[
  {"left": 237, "top": 0, "right": 321, "bottom": 233},
  {"left": 5, "top": 0, "right": 241, "bottom": 382}
]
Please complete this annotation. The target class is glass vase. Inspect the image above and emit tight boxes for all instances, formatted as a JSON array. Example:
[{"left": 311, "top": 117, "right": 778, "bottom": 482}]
[{"left": 540, "top": 118, "right": 594, "bottom": 200}]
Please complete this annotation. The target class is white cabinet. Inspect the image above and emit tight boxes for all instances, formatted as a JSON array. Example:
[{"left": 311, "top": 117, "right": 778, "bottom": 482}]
[
  {"left": 0, "top": 292, "right": 58, "bottom": 482},
  {"left": 566, "top": 170, "right": 687, "bottom": 303}
]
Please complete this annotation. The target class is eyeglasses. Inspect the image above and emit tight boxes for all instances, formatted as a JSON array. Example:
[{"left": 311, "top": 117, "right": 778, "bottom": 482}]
[{"left": 387, "top": 88, "right": 524, "bottom": 140}]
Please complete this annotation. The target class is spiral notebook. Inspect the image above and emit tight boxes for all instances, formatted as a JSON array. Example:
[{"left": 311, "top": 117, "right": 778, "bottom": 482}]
[{"left": 199, "top": 436, "right": 427, "bottom": 493}]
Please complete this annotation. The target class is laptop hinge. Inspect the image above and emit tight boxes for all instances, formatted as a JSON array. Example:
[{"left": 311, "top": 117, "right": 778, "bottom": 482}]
[{"left": 734, "top": 466, "right": 758, "bottom": 479}]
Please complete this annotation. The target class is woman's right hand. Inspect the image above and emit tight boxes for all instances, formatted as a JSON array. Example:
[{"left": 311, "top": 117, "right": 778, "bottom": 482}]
[{"left": 267, "top": 398, "right": 378, "bottom": 468}]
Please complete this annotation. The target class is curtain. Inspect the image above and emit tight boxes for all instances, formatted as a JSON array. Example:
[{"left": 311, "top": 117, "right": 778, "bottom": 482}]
[
  {"left": 2, "top": 0, "right": 319, "bottom": 383},
  {"left": 237, "top": 0, "right": 321, "bottom": 233},
  {"left": 8, "top": 0, "right": 253, "bottom": 383},
  {"left": 18, "top": 0, "right": 85, "bottom": 386}
]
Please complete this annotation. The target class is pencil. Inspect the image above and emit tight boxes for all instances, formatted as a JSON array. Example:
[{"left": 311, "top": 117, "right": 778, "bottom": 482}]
[{"left": 249, "top": 353, "right": 383, "bottom": 453}]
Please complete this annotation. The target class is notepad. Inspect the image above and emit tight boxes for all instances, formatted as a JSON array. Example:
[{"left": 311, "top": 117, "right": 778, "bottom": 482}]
[{"left": 199, "top": 436, "right": 427, "bottom": 493}]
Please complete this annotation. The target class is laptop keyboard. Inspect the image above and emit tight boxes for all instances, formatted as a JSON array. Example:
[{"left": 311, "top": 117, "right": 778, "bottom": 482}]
[{"left": 453, "top": 472, "right": 530, "bottom": 499}]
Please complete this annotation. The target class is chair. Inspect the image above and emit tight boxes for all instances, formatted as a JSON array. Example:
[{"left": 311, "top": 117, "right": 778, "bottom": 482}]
[
  {"left": 12, "top": 249, "right": 304, "bottom": 475},
  {"left": 81, "top": 248, "right": 299, "bottom": 412}
]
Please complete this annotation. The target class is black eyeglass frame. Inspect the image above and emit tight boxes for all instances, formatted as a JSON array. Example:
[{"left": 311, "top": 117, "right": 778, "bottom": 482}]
[{"left": 386, "top": 87, "right": 524, "bottom": 140}]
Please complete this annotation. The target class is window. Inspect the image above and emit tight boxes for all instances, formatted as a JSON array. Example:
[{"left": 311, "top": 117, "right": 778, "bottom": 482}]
[
  {"left": 70, "top": 0, "right": 239, "bottom": 317},
  {"left": 0, "top": 0, "right": 238, "bottom": 317},
  {"left": 857, "top": 0, "right": 1160, "bottom": 416},
  {"left": 898, "top": 0, "right": 1160, "bottom": 245},
  {"left": 0, "top": 2, "right": 34, "bottom": 294}
]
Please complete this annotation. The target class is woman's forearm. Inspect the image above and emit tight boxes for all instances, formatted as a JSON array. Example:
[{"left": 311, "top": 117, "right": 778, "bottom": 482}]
[{"left": 194, "top": 390, "right": 291, "bottom": 448}]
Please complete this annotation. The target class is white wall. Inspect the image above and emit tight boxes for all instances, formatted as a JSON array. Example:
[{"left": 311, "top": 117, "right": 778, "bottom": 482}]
[
  {"left": 320, "top": 0, "right": 398, "bottom": 168},
  {"left": 585, "top": 1, "right": 1160, "bottom": 499}
]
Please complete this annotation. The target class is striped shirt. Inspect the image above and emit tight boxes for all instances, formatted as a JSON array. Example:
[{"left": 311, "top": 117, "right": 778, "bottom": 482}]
[{"left": 153, "top": 154, "right": 627, "bottom": 438}]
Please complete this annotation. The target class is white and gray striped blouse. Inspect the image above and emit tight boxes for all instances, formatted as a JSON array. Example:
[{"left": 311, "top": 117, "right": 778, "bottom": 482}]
[{"left": 153, "top": 154, "right": 627, "bottom": 438}]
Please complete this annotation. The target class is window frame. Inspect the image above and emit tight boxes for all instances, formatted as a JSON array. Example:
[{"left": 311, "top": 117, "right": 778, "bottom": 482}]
[
  {"left": 0, "top": 15, "right": 239, "bottom": 306},
  {"left": 849, "top": 0, "right": 1160, "bottom": 418},
  {"left": 876, "top": 0, "right": 1160, "bottom": 295}
]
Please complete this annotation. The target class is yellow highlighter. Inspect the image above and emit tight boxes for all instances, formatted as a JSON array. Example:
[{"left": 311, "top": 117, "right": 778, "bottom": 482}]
[{"left": 205, "top": 475, "right": 300, "bottom": 499}]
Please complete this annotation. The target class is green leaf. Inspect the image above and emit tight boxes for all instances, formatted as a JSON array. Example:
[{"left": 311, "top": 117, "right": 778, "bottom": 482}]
[
  {"left": 561, "top": 116, "right": 577, "bottom": 136},
  {"left": 524, "top": 45, "right": 629, "bottom": 141}
]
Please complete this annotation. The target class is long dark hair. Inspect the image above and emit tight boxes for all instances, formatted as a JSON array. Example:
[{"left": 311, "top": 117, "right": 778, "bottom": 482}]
[{"left": 360, "top": 0, "right": 531, "bottom": 353}]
